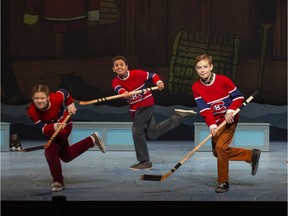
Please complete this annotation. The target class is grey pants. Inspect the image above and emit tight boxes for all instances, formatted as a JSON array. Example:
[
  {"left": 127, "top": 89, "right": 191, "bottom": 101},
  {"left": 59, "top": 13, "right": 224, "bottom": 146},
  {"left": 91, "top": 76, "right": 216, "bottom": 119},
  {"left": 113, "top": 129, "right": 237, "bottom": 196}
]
[{"left": 132, "top": 106, "right": 182, "bottom": 162}]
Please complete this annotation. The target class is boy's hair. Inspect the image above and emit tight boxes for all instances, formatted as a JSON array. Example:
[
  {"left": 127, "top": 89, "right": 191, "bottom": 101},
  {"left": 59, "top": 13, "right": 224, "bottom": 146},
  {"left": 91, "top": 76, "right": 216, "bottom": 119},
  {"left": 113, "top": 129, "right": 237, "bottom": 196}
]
[
  {"left": 195, "top": 54, "right": 213, "bottom": 66},
  {"left": 112, "top": 55, "right": 128, "bottom": 66},
  {"left": 31, "top": 84, "right": 50, "bottom": 97}
]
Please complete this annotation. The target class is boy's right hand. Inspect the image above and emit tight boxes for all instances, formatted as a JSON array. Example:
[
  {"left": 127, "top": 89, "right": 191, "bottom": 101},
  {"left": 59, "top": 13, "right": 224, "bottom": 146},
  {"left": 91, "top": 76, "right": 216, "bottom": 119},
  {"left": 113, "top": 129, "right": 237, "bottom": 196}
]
[{"left": 123, "top": 91, "right": 131, "bottom": 99}]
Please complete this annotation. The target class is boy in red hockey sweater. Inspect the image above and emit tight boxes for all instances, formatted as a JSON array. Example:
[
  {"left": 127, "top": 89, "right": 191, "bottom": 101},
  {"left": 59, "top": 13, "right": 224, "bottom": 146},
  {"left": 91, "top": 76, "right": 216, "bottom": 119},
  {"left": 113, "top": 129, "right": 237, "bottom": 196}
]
[
  {"left": 26, "top": 84, "right": 105, "bottom": 192},
  {"left": 112, "top": 55, "right": 197, "bottom": 170},
  {"left": 192, "top": 54, "right": 261, "bottom": 193}
]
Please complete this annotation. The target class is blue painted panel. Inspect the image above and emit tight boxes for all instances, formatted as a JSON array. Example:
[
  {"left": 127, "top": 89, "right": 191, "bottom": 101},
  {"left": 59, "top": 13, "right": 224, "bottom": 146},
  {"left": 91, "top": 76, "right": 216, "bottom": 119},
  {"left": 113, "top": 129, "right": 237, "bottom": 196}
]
[
  {"left": 70, "top": 129, "right": 102, "bottom": 143},
  {"left": 200, "top": 130, "right": 212, "bottom": 148},
  {"left": 197, "top": 126, "right": 268, "bottom": 151},
  {"left": 199, "top": 129, "right": 265, "bottom": 147},
  {"left": 68, "top": 122, "right": 134, "bottom": 150},
  {"left": 234, "top": 131, "right": 264, "bottom": 146},
  {"left": 0, "top": 123, "right": 10, "bottom": 151},
  {"left": 1, "top": 129, "right": 4, "bottom": 146},
  {"left": 106, "top": 130, "right": 133, "bottom": 145}
]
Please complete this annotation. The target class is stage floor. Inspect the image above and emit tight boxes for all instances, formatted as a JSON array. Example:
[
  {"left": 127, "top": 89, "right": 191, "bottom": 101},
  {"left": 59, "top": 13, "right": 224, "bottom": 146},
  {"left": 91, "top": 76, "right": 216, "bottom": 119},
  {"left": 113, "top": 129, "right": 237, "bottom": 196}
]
[{"left": 1, "top": 140, "right": 287, "bottom": 215}]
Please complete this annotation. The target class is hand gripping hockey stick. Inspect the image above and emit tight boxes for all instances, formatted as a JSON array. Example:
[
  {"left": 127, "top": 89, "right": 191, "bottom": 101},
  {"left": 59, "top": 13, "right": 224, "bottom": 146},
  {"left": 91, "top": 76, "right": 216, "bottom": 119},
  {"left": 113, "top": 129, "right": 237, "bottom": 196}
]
[
  {"left": 78, "top": 86, "right": 159, "bottom": 105},
  {"left": 140, "top": 90, "right": 258, "bottom": 181},
  {"left": 22, "top": 114, "right": 72, "bottom": 152}
]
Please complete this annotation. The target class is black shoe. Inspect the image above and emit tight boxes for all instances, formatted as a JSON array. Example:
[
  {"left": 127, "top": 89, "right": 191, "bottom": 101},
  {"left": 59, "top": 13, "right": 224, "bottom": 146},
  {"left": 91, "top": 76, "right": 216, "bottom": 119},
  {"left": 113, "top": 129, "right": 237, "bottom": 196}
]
[
  {"left": 251, "top": 149, "right": 261, "bottom": 175},
  {"left": 215, "top": 182, "right": 229, "bottom": 193},
  {"left": 129, "top": 161, "right": 153, "bottom": 170}
]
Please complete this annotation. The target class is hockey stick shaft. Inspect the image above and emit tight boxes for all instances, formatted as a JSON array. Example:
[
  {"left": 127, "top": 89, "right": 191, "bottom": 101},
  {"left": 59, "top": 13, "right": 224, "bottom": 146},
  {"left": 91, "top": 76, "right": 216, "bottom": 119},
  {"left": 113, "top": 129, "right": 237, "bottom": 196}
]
[
  {"left": 140, "top": 90, "right": 258, "bottom": 181},
  {"left": 79, "top": 86, "right": 159, "bottom": 105},
  {"left": 22, "top": 114, "right": 72, "bottom": 152}
]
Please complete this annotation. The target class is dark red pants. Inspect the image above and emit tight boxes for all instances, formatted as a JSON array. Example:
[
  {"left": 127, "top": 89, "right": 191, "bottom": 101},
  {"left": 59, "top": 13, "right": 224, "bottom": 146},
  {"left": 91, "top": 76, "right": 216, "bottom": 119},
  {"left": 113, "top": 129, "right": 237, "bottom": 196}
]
[{"left": 44, "top": 127, "right": 94, "bottom": 184}]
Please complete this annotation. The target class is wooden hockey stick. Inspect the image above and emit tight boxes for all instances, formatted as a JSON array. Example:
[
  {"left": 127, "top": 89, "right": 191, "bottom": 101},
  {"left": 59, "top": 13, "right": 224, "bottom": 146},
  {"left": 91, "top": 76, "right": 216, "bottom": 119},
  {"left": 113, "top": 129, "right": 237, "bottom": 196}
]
[
  {"left": 140, "top": 91, "right": 258, "bottom": 181},
  {"left": 78, "top": 86, "right": 159, "bottom": 105},
  {"left": 22, "top": 114, "right": 72, "bottom": 152}
]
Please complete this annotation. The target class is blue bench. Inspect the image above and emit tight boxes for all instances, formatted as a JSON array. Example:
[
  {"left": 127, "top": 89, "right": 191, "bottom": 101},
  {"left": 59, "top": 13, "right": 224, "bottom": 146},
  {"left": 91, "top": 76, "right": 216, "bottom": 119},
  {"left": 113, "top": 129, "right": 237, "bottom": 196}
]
[{"left": 0, "top": 122, "right": 270, "bottom": 152}]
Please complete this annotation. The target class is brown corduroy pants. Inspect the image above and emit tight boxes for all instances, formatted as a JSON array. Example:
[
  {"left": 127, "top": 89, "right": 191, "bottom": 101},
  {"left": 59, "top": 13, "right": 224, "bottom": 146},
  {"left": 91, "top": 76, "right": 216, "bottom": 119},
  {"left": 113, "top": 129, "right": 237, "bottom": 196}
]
[{"left": 211, "top": 122, "right": 253, "bottom": 183}]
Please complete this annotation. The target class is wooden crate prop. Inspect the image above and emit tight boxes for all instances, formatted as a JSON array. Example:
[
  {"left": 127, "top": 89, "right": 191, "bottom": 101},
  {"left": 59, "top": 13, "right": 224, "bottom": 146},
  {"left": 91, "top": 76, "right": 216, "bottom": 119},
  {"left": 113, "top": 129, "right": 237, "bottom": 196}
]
[{"left": 169, "top": 30, "right": 240, "bottom": 95}]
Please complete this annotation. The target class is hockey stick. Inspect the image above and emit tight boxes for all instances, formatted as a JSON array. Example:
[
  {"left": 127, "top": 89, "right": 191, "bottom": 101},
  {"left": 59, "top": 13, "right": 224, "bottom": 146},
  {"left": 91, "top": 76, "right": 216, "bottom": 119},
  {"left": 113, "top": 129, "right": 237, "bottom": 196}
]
[
  {"left": 22, "top": 114, "right": 72, "bottom": 152},
  {"left": 78, "top": 86, "right": 159, "bottom": 105},
  {"left": 140, "top": 90, "right": 259, "bottom": 181}
]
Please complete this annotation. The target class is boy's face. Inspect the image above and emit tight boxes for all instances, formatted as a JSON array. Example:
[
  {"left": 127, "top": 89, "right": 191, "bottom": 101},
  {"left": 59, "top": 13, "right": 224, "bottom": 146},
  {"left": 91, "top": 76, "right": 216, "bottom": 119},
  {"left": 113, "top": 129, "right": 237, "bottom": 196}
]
[
  {"left": 195, "top": 59, "right": 213, "bottom": 80},
  {"left": 32, "top": 92, "right": 49, "bottom": 110},
  {"left": 112, "top": 59, "right": 128, "bottom": 77}
]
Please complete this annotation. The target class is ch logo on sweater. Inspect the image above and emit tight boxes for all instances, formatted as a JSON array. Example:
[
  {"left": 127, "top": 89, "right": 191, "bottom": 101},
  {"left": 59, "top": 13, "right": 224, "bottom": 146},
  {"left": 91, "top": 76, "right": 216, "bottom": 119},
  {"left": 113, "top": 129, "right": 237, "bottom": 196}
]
[
  {"left": 211, "top": 101, "right": 226, "bottom": 114},
  {"left": 130, "top": 94, "right": 142, "bottom": 101}
]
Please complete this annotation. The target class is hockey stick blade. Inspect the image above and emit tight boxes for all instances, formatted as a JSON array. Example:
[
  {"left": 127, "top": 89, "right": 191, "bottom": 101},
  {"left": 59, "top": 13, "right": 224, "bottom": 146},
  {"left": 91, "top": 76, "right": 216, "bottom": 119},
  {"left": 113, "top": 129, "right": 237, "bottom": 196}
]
[
  {"left": 140, "top": 163, "right": 181, "bottom": 181},
  {"left": 141, "top": 170, "right": 174, "bottom": 181},
  {"left": 22, "top": 145, "right": 44, "bottom": 152},
  {"left": 140, "top": 174, "right": 163, "bottom": 181}
]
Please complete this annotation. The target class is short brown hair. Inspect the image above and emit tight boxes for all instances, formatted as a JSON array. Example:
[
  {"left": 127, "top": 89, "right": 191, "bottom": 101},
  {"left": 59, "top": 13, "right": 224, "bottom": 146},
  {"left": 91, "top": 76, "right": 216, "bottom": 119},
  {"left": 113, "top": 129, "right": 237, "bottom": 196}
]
[
  {"left": 112, "top": 55, "right": 128, "bottom": 66},
  {"left": 195, "top": 54, "right": 213, "bottom": 66}
]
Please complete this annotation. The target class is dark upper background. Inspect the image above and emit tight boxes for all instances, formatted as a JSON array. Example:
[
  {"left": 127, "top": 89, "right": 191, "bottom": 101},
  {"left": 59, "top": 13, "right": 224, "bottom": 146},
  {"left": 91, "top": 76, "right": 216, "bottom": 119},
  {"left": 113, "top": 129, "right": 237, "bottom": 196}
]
[{"left": 1, "top": 0, "right": 287, "bottom": 107}]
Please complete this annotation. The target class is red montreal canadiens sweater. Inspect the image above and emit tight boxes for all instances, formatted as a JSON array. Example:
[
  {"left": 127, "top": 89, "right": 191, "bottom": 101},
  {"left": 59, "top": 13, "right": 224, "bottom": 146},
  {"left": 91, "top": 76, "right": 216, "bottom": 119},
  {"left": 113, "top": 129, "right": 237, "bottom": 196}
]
[
  {"left": 112, "top": 69, "right": 162, "bottom": 118},
  {"left": 192, "top": 74, "right": 244, "bottom": 128},
  {"left": 26, "top": 89, "right": 74, "bottom": 137}
]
